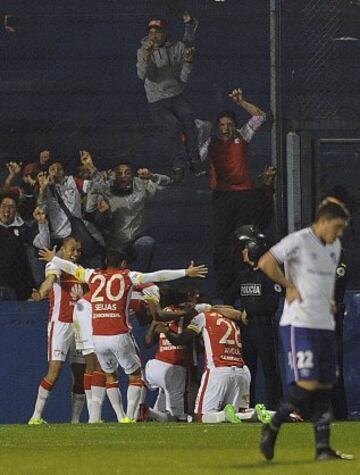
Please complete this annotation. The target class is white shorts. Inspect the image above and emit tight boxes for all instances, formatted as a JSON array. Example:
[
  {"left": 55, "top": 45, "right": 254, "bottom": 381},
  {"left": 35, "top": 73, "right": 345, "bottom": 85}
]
[
  {"left": 73, "top": 299, "right": 95, "bottom": 356},
  {"left": 47, "top": 321, "right": 85, "bottom": 364},
  {"left": 93, "top": 333, "right": 142, "bottom": 375},
  {"left": 144, "top": 359, "right": 187, "bottom": 417},
  {"left": 195, "top": 365, "right": 251, "bottom": 415}
]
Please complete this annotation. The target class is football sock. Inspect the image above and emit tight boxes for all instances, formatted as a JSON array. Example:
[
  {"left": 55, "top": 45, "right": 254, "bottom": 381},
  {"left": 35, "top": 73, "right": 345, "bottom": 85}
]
[
  {"left": 83, "top": 373, "right": 92, "bottom": 416},
  {"left": 201, "top": 412, "right": 226, "bottom": 423},
  {"left": 311, "top": 389, "right": 332, "bottom": 451},
  {"left": 271, "top": 384, "right": 312, "bottom": 431},
  {"left": 126, "top": 382, "right": 144, "bottom": 420},
  {"left": 71, "top": 391, "right": 85, "bottom": 423},
  {"left": 133, "top": 385, "right": 146, "bottom": 421},
  {"left": 31, "top": 378, "right": 54, "bottom": 420},
  {"left": 89, "top": 372, "right": 106, "bottom": 423},
  {"left": 106, "top": 382, "right": 125, "bottom": 421}
]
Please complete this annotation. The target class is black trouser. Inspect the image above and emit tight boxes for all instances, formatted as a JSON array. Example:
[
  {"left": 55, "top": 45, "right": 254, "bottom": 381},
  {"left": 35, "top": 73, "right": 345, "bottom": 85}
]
[
  {"left": 241, "top": 317, "right": 282, "bottom": 410},
  {"left": 332, "top": 312, "right": 348, "bottom": 419},
  {"left": 148, "top": 94, "right": 199, "bottom": 169},
  {"left": 212, "top": 190, "right": 257, "bottom": 297}
]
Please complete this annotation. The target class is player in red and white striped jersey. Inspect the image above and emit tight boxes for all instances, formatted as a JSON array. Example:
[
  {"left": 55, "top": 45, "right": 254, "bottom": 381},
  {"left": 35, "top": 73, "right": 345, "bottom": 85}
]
[
  {"left": 143, "top": 309, "right": 194, "bottom": 422},
  {"left": 39, "top": 247, "right": 208, "bottom": 422},
  {"left": 162, "top": 309, "right": 251, "bottom": 423},
  {"left": 29, "top": 237, "right": 86, "bottom": 424}
]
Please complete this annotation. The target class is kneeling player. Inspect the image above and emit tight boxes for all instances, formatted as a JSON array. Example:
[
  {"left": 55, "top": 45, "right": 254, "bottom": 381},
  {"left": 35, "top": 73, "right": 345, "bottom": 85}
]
[
  {"left": 39, "top": 247, "right": 208, "bottom": 422},
  {"left": 161, "top": 309, "right": 251, "bottom": 423}
]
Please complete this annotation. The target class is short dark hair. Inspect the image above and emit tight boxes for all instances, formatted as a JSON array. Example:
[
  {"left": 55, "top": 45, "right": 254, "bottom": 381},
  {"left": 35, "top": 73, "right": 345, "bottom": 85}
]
[
  {"left": 315, "top": 197, "right": 350, "bottom": 222},
  {"left": 0, "top": 193, "right": 18, "bottom": 207},
  {"left": 175, "top": 283, "right": 199, "bottom": 304},
  {"left": 216, "top": 110, "right": 237, "bottom": 125},
  {"left": 115, "top": 161, "right": 133, "bottom": 171},
  {"left": 106, "top": 250, "right": 128, "bottom": 268}
]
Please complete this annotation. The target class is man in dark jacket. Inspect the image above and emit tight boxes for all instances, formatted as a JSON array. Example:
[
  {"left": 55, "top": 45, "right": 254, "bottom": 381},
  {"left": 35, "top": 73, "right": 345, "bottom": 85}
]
[
  {"left": 0, "top": 194, "right": 50, "bottom": 299},
  {"left": 136, "top": 13, "right": 202, "bottom": 181},
  {"left": 224, "top": 227, "right": 282, "bottom": 409}
]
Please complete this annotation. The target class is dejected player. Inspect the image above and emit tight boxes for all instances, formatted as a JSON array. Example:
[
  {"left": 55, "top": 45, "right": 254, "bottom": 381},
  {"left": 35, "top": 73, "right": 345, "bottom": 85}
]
[{"left": 258, "top": 197, "right": 354, "bottom": 461}]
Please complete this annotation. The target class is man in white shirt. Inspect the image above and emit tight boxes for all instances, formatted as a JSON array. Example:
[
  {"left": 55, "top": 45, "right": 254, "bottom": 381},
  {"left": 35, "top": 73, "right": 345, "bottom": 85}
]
[{"left": 258, "top": 197, "right": 354, "bottom": 462}]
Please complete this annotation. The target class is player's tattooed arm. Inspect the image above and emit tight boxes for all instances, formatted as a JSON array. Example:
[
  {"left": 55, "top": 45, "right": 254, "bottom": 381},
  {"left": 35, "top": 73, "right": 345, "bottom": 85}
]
[{"left": 31, "top": 274, "right": 56, "bottom": 301}]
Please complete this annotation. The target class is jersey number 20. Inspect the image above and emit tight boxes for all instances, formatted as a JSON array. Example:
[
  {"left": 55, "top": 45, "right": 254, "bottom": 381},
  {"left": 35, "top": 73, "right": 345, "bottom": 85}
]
[{"left": 91, "top": 274, "right": 125, "bottom": 303}]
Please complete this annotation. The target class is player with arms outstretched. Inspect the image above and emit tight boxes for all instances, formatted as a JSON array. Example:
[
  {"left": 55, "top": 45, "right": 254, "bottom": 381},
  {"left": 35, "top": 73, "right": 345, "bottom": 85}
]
[
  {"left": 39, "top": 247, "right": 208, "bottom": 422},
  {"left": 258, "top": 197, "right": 354, "bottom": 461}
]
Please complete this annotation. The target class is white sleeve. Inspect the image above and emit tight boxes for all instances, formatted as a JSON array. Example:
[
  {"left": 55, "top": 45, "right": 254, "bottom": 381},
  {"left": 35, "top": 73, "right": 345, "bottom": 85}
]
[
  {"left": 52, "top": 256, "right": 94, "bottom": 283},
  {"left": 142, "top": 284, "right": 160, "bottom": 303},
  {"left": 45, "top": 261, "right": 61, "bottom": 279},
  {"left": 238, "top": 115, "right": 266, "bottom": 143},
  {"left": 195, "top": 303, "right": 211, "bottom": 313},
  {"left": 270, "top": 233, "right": 301, "bottom": 265},
  {"left": 129, "top": 269, "right": 186, "bottom": 285},
  {"left": 187, "top": 312, "right": 206, "bottom": 334}
]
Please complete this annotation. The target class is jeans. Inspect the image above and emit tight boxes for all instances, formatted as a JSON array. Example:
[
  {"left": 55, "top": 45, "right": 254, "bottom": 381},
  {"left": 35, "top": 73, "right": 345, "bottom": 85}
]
[{"left": 149, "top": 94, "right": 199, "bottom": 169}]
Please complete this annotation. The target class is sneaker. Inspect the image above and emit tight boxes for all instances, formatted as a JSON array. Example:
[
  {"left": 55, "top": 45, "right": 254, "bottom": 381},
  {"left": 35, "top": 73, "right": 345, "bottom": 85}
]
[
  {"left": 28, "top": 418, "right": 47, "bottom": 425},
  {"left": 224, "top": 404, "right": 242, "bottom": 423},
  {"left": 260, "top": 423, "right": 278, "bottom": 461},
  {"left": 120, "top": 417, "right": 136, "bottom": 424},
  {"left": 189, "top": 160, "right": 207, "bottom": 177},
  {"left": 255, "top": 403, "right": 273, "bottom": 424},
  {"left": 316, "top": 448, "right": 354, "bottom": 461},
  {"left": 172, "top": 167, "right": 185, "bottom": 184}
]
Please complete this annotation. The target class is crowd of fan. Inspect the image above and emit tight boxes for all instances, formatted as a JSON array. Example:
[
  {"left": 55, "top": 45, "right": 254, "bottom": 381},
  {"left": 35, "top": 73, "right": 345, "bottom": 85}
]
[{"left": 0, "top": 11, "right": 276, "bottom": 302}]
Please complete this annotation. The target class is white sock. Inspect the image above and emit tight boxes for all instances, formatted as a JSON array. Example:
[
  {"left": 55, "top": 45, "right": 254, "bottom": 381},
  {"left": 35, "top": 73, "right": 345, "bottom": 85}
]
[
  {"left": 85, "top": 389, "right": 92, "bottom": 417},
  {"left": 126, "top": 384, "right": 143, "bottom": 420},
  {"left": 201, "top": 411, "right": 226, "bottom": 423},
  {"left": 89, "top": 385, "right": 106, "bottom": 423},
  {"left": 71, "top": 393, "right": 85, "bottom": 423},
  {"left": 106, "top": 387, "right": 125, "bottom": 421},
  {"left": 31, "top": 383, "right": 52, "bottom": 420},
  {"left": 133, "top": 386, "right": 146, "bottom": 421}
]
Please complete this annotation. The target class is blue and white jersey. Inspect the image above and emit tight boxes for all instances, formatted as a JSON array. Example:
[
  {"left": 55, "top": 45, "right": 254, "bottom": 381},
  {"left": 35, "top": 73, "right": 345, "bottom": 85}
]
[{"left": 270, "top": 227, "right": 341, "bottom": 330}]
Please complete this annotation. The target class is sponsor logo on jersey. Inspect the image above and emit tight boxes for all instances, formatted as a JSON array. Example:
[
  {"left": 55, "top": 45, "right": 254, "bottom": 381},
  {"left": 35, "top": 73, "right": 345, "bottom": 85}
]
[{"left": 240, "top": 283, "right": 262, "bottom": 296}]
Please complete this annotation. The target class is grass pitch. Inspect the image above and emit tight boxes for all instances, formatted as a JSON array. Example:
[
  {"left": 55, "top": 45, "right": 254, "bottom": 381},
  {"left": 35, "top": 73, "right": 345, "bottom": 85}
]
[{"left": 0, "top": 422, "right": 359, "bottom": 474}]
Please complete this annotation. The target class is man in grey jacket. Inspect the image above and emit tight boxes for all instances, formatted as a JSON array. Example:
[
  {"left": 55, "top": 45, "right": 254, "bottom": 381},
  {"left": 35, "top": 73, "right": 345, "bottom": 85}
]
[
  {"left": 136, "top": 14, "right": 203, "bottom": 182},
  {"left": 86, "top": 162, "right": 172, "bottom": 272}
]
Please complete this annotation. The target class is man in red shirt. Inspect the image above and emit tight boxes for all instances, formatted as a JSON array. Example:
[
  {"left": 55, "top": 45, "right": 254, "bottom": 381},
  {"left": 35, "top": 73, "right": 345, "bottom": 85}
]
[{"left": 200, "top": 88, "right": 274, "bottom": 298}]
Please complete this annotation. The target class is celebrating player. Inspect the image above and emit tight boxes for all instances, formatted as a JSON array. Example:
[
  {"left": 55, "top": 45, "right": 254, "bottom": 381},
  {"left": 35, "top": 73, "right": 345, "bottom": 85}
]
[
  {"left": 161, "top": 306, "right": 251, "bottom": 423},
  {"left": 258, "top": 197, "right": 354, "bottom": 461},
  {"left": 39, "top": 247, "right": 208, "bottom": 422},
  {"left": 29, "top": 237, "right": 86, "bottom": 424}
]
